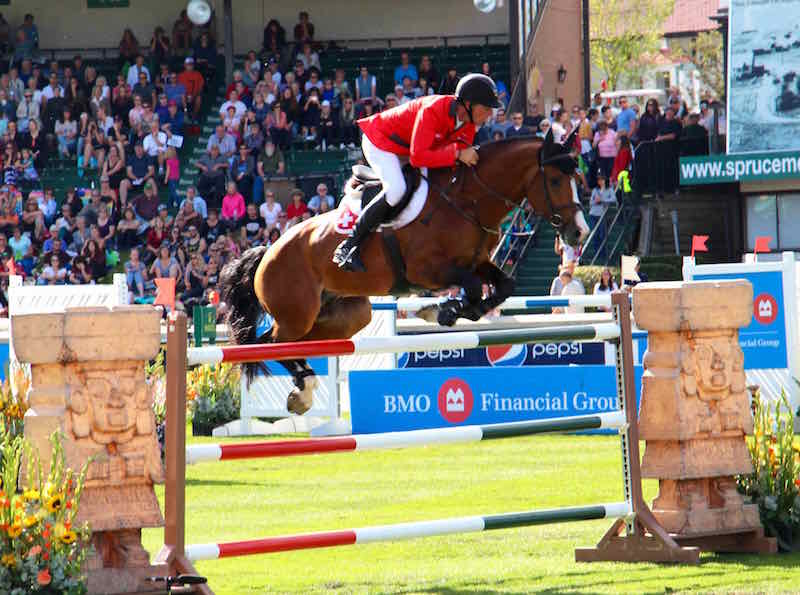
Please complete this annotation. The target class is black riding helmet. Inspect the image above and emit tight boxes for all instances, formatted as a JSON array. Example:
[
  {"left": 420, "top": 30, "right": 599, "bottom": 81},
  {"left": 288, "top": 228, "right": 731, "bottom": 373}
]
[{"left": 455, "top": 73, "right": 502, "bottom": 114}]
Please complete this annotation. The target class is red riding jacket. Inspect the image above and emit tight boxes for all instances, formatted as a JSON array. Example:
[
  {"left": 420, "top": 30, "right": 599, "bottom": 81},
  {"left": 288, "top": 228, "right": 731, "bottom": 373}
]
[{"left": 358, "top": 95, "right": 476, "bottom": 169}]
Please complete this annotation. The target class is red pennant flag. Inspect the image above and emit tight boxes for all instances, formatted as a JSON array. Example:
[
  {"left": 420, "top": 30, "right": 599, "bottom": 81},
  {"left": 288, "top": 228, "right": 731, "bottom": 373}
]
[
  {"left": 691, "top": 235, "right": 709, "bottom": 257},
  {"left": 153, "top": 277, "right": 176, "bottom": 310},
  {"left": 754, "top": 236, "right": 772, "bottom": 254}
]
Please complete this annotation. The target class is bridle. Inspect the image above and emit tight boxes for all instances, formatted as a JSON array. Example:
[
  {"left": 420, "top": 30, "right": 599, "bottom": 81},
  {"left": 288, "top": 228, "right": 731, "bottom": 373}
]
[{"left": 536, "top": 147, "right": 581, "bottom": 230}]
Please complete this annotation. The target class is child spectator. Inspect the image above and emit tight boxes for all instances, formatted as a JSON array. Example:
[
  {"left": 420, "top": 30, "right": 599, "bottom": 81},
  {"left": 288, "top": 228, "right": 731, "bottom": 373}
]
[
  {"left": 20, "top": 147, "right": 37, "bottom": 182},
  {"left": 125, "top": 247, "right": 147, "bottom": 300}
]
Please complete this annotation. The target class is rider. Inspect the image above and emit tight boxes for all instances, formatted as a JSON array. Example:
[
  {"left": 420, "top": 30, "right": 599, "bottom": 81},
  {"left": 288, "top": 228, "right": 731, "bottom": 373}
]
[{"left": 332, "top": 73, "right": 501, "bottom": 272}]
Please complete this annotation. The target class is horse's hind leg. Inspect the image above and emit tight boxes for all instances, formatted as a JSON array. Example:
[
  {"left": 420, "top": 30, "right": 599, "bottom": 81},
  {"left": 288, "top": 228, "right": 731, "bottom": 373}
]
[{"left": 273, "top": 296, "right": 372, "bottom": 415}]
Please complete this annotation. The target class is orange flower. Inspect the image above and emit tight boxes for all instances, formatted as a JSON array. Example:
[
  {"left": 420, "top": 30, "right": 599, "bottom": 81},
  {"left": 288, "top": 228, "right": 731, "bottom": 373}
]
[
  {"left": 37, "top": 568, "right": 51, "bottom": 586},
  {"left": 42, "top": 551, "right": 49, "bottom": 561},
  {"left": 795, "top": 478, "right": 800, "bottom": 488}
]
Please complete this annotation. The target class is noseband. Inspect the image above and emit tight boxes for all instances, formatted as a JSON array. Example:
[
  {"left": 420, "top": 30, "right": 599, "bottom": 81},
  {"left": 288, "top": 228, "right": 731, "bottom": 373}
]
[{"left": 537, "top": 148, "right": 579, "bottom": 230}]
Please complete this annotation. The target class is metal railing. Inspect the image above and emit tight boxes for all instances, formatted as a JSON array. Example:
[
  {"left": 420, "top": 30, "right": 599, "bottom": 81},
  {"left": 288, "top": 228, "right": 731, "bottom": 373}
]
[
  {"left": 578, "top": 194, "right": 639, "bottom": 267},
  {"left": 491, "top": 201, "right": 541, "bottom": 276}
]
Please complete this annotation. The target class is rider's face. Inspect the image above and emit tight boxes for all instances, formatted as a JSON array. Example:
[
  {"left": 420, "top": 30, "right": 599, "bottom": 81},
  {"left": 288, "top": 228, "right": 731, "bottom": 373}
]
[{"left": 470, "top": 104, "right": 494, "bottom": 127}]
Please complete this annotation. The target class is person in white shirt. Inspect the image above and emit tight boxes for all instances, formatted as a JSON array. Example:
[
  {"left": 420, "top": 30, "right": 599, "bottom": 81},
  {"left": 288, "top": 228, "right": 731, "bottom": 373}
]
[
  {"left": 143, "top": 121, "right": 168, "bottom": 173},
  {"left": 180, "top": 186, "right": 208, "bottom": 218},
  {"left": 259, "top": 188, "right": 283, "bottom": 228},
  {"left": 126, "top": 55, "right": 150, "bottom": 88},
  {"left": 219, "top": 89, "right": 246, "bottom": 120},
  {"left": 41, "top": 73, "right": 64, "bottom": 104},
  {"left": 593, "top": 267, "right": 619, "bottom": 312}
]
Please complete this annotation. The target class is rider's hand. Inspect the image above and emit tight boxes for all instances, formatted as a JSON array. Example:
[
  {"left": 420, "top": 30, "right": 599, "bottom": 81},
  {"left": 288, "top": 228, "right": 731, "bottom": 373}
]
[{"left": 457, "top": 146, "right": 479, "bottom": 166}]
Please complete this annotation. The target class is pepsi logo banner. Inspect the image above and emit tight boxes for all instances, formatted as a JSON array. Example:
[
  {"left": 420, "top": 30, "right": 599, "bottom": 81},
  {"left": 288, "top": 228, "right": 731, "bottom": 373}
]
[
  {"left": 693, "top": 270, "right": 787, "bottom": 370},
  {"left": 396, "top": 340, "right": 607, "bottom": 368},
  {"left": 349, "top": 365, "right": 643, "bottom": 434}
]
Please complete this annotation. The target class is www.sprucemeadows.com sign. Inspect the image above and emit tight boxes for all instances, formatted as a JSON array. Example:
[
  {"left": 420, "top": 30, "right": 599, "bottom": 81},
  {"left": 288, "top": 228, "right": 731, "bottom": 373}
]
[
  {"left": 680, "top": 151, "right": 800, "bottom": 185},
  {"left": 87, "top": 0, "right": 129, "bottom": 7}
]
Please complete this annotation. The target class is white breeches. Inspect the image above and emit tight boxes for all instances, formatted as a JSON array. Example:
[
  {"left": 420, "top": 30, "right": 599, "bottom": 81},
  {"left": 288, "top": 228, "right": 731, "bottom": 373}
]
[{"left": 361, "top": 134, "right": 407, "bottom": 206}]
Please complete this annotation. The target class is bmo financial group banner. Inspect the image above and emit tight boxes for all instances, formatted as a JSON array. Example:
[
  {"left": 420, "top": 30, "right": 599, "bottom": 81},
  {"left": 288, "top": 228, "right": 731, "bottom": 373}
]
[{"left": 348, "top": 340, "right": 643, "bottom": 434}]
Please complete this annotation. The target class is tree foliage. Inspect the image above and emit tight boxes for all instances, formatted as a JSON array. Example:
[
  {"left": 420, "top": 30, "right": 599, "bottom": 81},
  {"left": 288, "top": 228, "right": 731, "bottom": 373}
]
[
  {"left": 687, "top": 30, "right": 725, "bottom": 100},
  {"left": 590, "top": 0, "right": 675, "bottom": 90}
]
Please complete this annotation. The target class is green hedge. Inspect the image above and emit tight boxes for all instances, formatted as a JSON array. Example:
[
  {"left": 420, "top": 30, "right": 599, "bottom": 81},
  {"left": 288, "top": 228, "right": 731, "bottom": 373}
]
[{"left": 573, "top": 255, "right": 720, "bottom": 293}]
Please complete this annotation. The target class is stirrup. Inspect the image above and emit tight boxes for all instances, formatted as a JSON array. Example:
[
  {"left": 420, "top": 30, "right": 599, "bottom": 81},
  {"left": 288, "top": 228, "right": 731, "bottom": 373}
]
[{"left": 333, "top": 239, "right": 367, "bottom": 272}]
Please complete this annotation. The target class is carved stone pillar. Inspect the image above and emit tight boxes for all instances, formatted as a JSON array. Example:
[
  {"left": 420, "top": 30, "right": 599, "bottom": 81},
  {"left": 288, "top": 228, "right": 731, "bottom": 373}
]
[
  {"left": 14, "top": 306, "right": 167, "bottom": 593},
  {"left": 634, "top": 280, "right": 776, "bottom": 553}
]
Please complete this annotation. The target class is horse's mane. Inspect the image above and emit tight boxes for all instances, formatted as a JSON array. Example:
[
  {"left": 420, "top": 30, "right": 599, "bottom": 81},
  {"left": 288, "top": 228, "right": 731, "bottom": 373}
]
[{"left": 477, "top": 135, "right": 544, "bottom": 155}]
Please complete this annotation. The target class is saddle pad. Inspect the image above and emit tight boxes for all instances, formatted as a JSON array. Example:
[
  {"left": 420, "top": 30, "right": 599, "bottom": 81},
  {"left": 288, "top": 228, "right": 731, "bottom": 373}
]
[{"left": 334, "top": 168, "right": 428, "bottom": 235}]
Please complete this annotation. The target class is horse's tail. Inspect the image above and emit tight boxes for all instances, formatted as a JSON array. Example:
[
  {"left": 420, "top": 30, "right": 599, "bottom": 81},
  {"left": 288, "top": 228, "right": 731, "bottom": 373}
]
[{"left": 219, "top": 245, "right": 269, "bottom": 381}]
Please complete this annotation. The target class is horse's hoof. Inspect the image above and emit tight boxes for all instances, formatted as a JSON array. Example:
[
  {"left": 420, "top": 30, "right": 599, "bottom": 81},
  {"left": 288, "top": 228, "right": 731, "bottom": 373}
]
[
  {"left": 437, "top": 306, "right": 459, "bottom": 327},
  {"left": 287, "top": 376, "right": 317, "bottom": 415}
]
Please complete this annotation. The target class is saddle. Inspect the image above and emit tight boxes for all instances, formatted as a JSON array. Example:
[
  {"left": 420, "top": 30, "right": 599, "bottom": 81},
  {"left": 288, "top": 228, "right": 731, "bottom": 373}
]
[{"left": 350, "top": 164, "right": 422, "bottom": 219}]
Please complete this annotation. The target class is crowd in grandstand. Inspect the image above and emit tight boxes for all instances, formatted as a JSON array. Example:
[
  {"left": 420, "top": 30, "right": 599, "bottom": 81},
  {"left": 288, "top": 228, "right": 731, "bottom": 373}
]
[{"left": 0, "top": 9, "right": 715, "bottom": 313}]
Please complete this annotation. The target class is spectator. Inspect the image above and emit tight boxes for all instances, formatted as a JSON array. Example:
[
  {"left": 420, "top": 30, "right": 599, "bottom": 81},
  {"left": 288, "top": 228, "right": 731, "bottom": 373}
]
[
  {"left": 149, "top": 26, "right": 171, "bottom": 69},
  {"left": 305, "top": 69, "right": 323, "bottom": 94},
  {"left": 40, "top": 254, "right": 67, "bottom": 286},
  {"left": 318, "top": 100, "right": 337, "bottom": 147},
  {"left": 610, "top": 135, "right": 632, "bottom": 186},
  {"left": 172, "top": 10, "right": 194, "bottom": 51},
  {"left": 127, "top": 54, "right": 150, "bottom": 88},
  {"left": 550, "top": 109, "right": 569, "bottom": 143},
  {"left": 417, "top": 55, "right": 440, "bottom": 90},
  {"left": 592, "top": 120, "right": 617, "bottom": 180},
  {"left": 151, "top": 244, "right": 181, "bottom": 286},
  {"left": 262, "top": 19, "right": 286, "bottom": 54},
  {"left": 549, "top": 266, "right": 584, "bottom": 312},
  {"left": 182, "top": 251, "right": 207, "bottom": 307},
  {"left": 143, "top": 121, "right": 168, "bottom": 173},
  {"left": 439, "top": 66, "right": 459, "bottom": 95},
  {"left": 130, "top": 181, "right": 160, "bottom": 231},
  {"left": 16, "top": 89, "right": 38, "bottom": 132},
  {"left": 286, "top": 188, "right": 308, "bottom": 225},
  {"left": 231, "top": 145, "right": 255, "bottom": 203},
  {"left": 65, "top": 76, "right": 89, "bottom": 116},
  {"left": 95, "top": 203, "right": 115, "bottom": 249},
  {"left": 0, "top": 89, "right": 15, "bottom": 123},
  {"left": 355, "top": 66, "right": 377, "bottom": 105},
  {"left": 19, "top": 148, "right": 38, "bottom": 183},
  {"left": 220, "top": 89, "right": 246, "bottom": 120},
  {"left": 394, "top": 52, "right": 418, "bottom": 86},
  {"left": 297, "top": 42, "right": 320, "bottom": 71},
  {"left": 37, "top": 187, "right": 58, "bottom": 226},
  {"left": 119, "top": 29, "right": 140, "bottom": 70},
  {"left": 132, "top": 70, "right": 156, "bottom": 107},
  {"left": 338, "top": 95, "right": 358, "bottom": 148},
  {"left": 506, "top": 112, "right": 531, "bottom": 138},
  {"left": 293, "top": 11, "right": 314, "bottom": 45},
  {"left": 490, "top": 108, "right": 511, "bottom": 138},
  {"left": 206, "top": 124, "right": 236, "bottom": 159},
  {"left": 102, "top": 144, "right": 127, "bottom": 196},
  {"left": 392, "top": 84, "right": 410, "bottom": 106},
  {"left": 636, "top": 98, "right": 660, "bottom": 143},
  {"left": 164, "top": 72, "right": 186, "bottom": 108},
  {"left": 125, "top": 247, "right": 148, "bottom": 300},
  {"left": 182, "top": 186, "right": 208, "bottom": 218},
  {"left": 144, "top": 215, "right": 167, "bottom": 263},
  {"left": 8, "top": 225, "right": 29, "bottom": 260},
  {"left": 615, "top": 96, "right": 637, "bottom": 137},
  {"left": 116, "top": 206, "right": 140, "bottom": 249},
  {"left": 680, "top": 113, "right": 709, "bottom": 156},
  {"left": 20, "top": 195, "right": 44, "bottom": 241},
  {"left": 656, "top": 107, "right": 682, "bottom": 142},
  {"left": 164, "top": 146, "right": 181, "bottom": 210},
  {"left": 201, "top": 208, "right": 225, "bottom": 244},
  {"left": 196, "top": 145, "right": 228, "bottom": 207},
  {"left": 22, "top": 118, "right": 46, "bottom": 170},
  {"left": 68, "top": 256, "right": 93, "bottom": 285},
  {"left": 588, "top": 173, "right": 616, "bottom": 261},
  {"left": 162, "top": 99, "right": 185, "bottom": 136},
  {"left": 176, "top": 197, "right": 203, "bottom": 231},
  {"left": 192, "top": 31, "right": 218, "bottom": 78},
  {"left": 41, "top": 85, "right": 66, "bottom": 135},
  {"left": 301, "top": 88, "right": 322, "bottom": 140},
  {"left": 259, "top": 189, "right": 282, "bottom": 228},
  {"left": 242, "top": 202, "right": 264, "bottom": 245},
  {"left": 221, "top": 181, "right": 246, "bottom": 229},
  {"left": 593, "top": 267, "right": 619, "bottom": 310},
  {"left": 82, "top": 238, "right": 106, "bottom": 279},
  {"left": 222, "top": 105, "right": 241, "bottom": 140},
  {"left": 41, "top": 236, "right": 71, "bottom": 269},
  {"left": 308, "top": 183, "right": 334, "bottom": 215},
  {"left": 177, "top": 57, "right": 204, "bottom": 121},
  {"left": 242, "top": 120, "right": 264, "bottom": 155},
  {"left": 81, "top": 121, "right": 109, "bottom": 173}
]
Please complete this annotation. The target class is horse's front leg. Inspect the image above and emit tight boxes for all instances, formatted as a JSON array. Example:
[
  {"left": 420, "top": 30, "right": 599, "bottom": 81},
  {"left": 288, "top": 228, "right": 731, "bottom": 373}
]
[
  {"left": 437, "top": 267, "right": 485, "bottom": 327},
  {"left": 474, "top": 261, "right": 516, "bottom": 313}
]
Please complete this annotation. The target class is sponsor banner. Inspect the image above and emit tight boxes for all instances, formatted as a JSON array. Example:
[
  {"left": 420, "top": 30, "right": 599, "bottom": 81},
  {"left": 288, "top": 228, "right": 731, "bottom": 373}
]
[
  {"left": 349, "top": 366, "right": 643, "bottom": 434},
  {"left": 680, "top": 151, "right": 800, "bottom": 185},
  {"left": 397, "top": 341, "right": 607, "bottom": 368},
  {"left": 693, "top": 271, "right": 787, "bottom": 369}
]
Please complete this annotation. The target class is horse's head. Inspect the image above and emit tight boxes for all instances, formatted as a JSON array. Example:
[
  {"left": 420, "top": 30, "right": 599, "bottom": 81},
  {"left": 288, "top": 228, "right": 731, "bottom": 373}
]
[{"left": 529, "top": 129, "right": 589, "bottom": 247}]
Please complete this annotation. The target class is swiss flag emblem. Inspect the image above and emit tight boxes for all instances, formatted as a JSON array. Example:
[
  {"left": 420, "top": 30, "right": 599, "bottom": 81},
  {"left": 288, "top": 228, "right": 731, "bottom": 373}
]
[{"left": 335, "top": 205, "right": 358, "bottom": 235}]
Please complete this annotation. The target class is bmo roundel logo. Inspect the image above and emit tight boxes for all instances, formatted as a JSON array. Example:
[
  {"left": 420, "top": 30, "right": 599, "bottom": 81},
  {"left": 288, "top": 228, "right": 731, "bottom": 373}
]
[
  {"left": 437, "top": 378, "right": 474, "bottom": 424},
  {"left": 753, "top": 293, "right": 778, "bottom": 325}
]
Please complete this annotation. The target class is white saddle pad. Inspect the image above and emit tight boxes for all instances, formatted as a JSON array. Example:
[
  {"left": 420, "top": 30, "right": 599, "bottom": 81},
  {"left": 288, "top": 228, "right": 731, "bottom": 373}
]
[{"left": 333, "top": 168, "right": 428, "bottom": 235}]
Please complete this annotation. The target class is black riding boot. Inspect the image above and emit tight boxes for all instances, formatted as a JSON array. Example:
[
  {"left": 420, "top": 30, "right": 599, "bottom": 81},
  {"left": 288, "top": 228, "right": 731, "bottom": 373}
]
[{"left": 332, "top": 194, "right": 392, "bottom": 272}]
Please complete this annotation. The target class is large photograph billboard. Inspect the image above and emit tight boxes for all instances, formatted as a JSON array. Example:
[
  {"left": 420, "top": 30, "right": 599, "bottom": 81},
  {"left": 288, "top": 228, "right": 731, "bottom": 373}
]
[{"left": 728, "top": 0, "right": 800, "bottom": 154}]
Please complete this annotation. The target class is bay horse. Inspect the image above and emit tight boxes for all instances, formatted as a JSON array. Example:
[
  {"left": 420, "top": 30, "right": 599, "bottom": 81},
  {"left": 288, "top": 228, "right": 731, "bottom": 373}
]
[{"left": 220, "top": 130, "right": 588, "bottom": 414}]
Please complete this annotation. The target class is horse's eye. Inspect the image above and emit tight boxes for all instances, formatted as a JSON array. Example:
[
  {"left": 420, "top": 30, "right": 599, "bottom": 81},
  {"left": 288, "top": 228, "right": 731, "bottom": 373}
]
[{"left": 550, "top": 178, "right": 561, "bottom": 187}]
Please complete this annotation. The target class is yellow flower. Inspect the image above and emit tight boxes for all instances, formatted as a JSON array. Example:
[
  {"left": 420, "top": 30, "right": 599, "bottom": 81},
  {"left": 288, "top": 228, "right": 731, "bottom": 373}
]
[
  {"left": 0, "top": 553, "right": 15, "bottom": 566},
  {"left": 23, "top": 489, "right": 39, "bottom": 502},
  {"left": 45, "top": 494, "right": 63, "bottom": 514},
  {"left": 22, "top": 515, "right": 37, "bottom": 528},
  {"left": 59, "top": 530, "right": 77, "bottom": 544},
  {"left": 53, "top": 523, "right": 66, "bottom": 540},
  {"left": 7, "top": 523, "right": 22, "bottom": 538}
]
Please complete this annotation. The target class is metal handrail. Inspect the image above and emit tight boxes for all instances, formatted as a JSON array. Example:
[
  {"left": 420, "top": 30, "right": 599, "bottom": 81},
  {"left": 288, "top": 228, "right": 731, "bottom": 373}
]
[
  {"left": 491, "top": 201, "right": 541, "bottom": 277},
  {"left": 580, "top": 195, "right": 637, "bottom": 267}
]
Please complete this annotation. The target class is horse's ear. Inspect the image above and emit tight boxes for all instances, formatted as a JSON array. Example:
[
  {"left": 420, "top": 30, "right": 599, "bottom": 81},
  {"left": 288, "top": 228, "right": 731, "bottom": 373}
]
[
  {"left": 544, "top": 127, "right": 554, "bottom": 147},
  {"left": 563, "top": 127, "right": 578, "bottom": 149}
]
